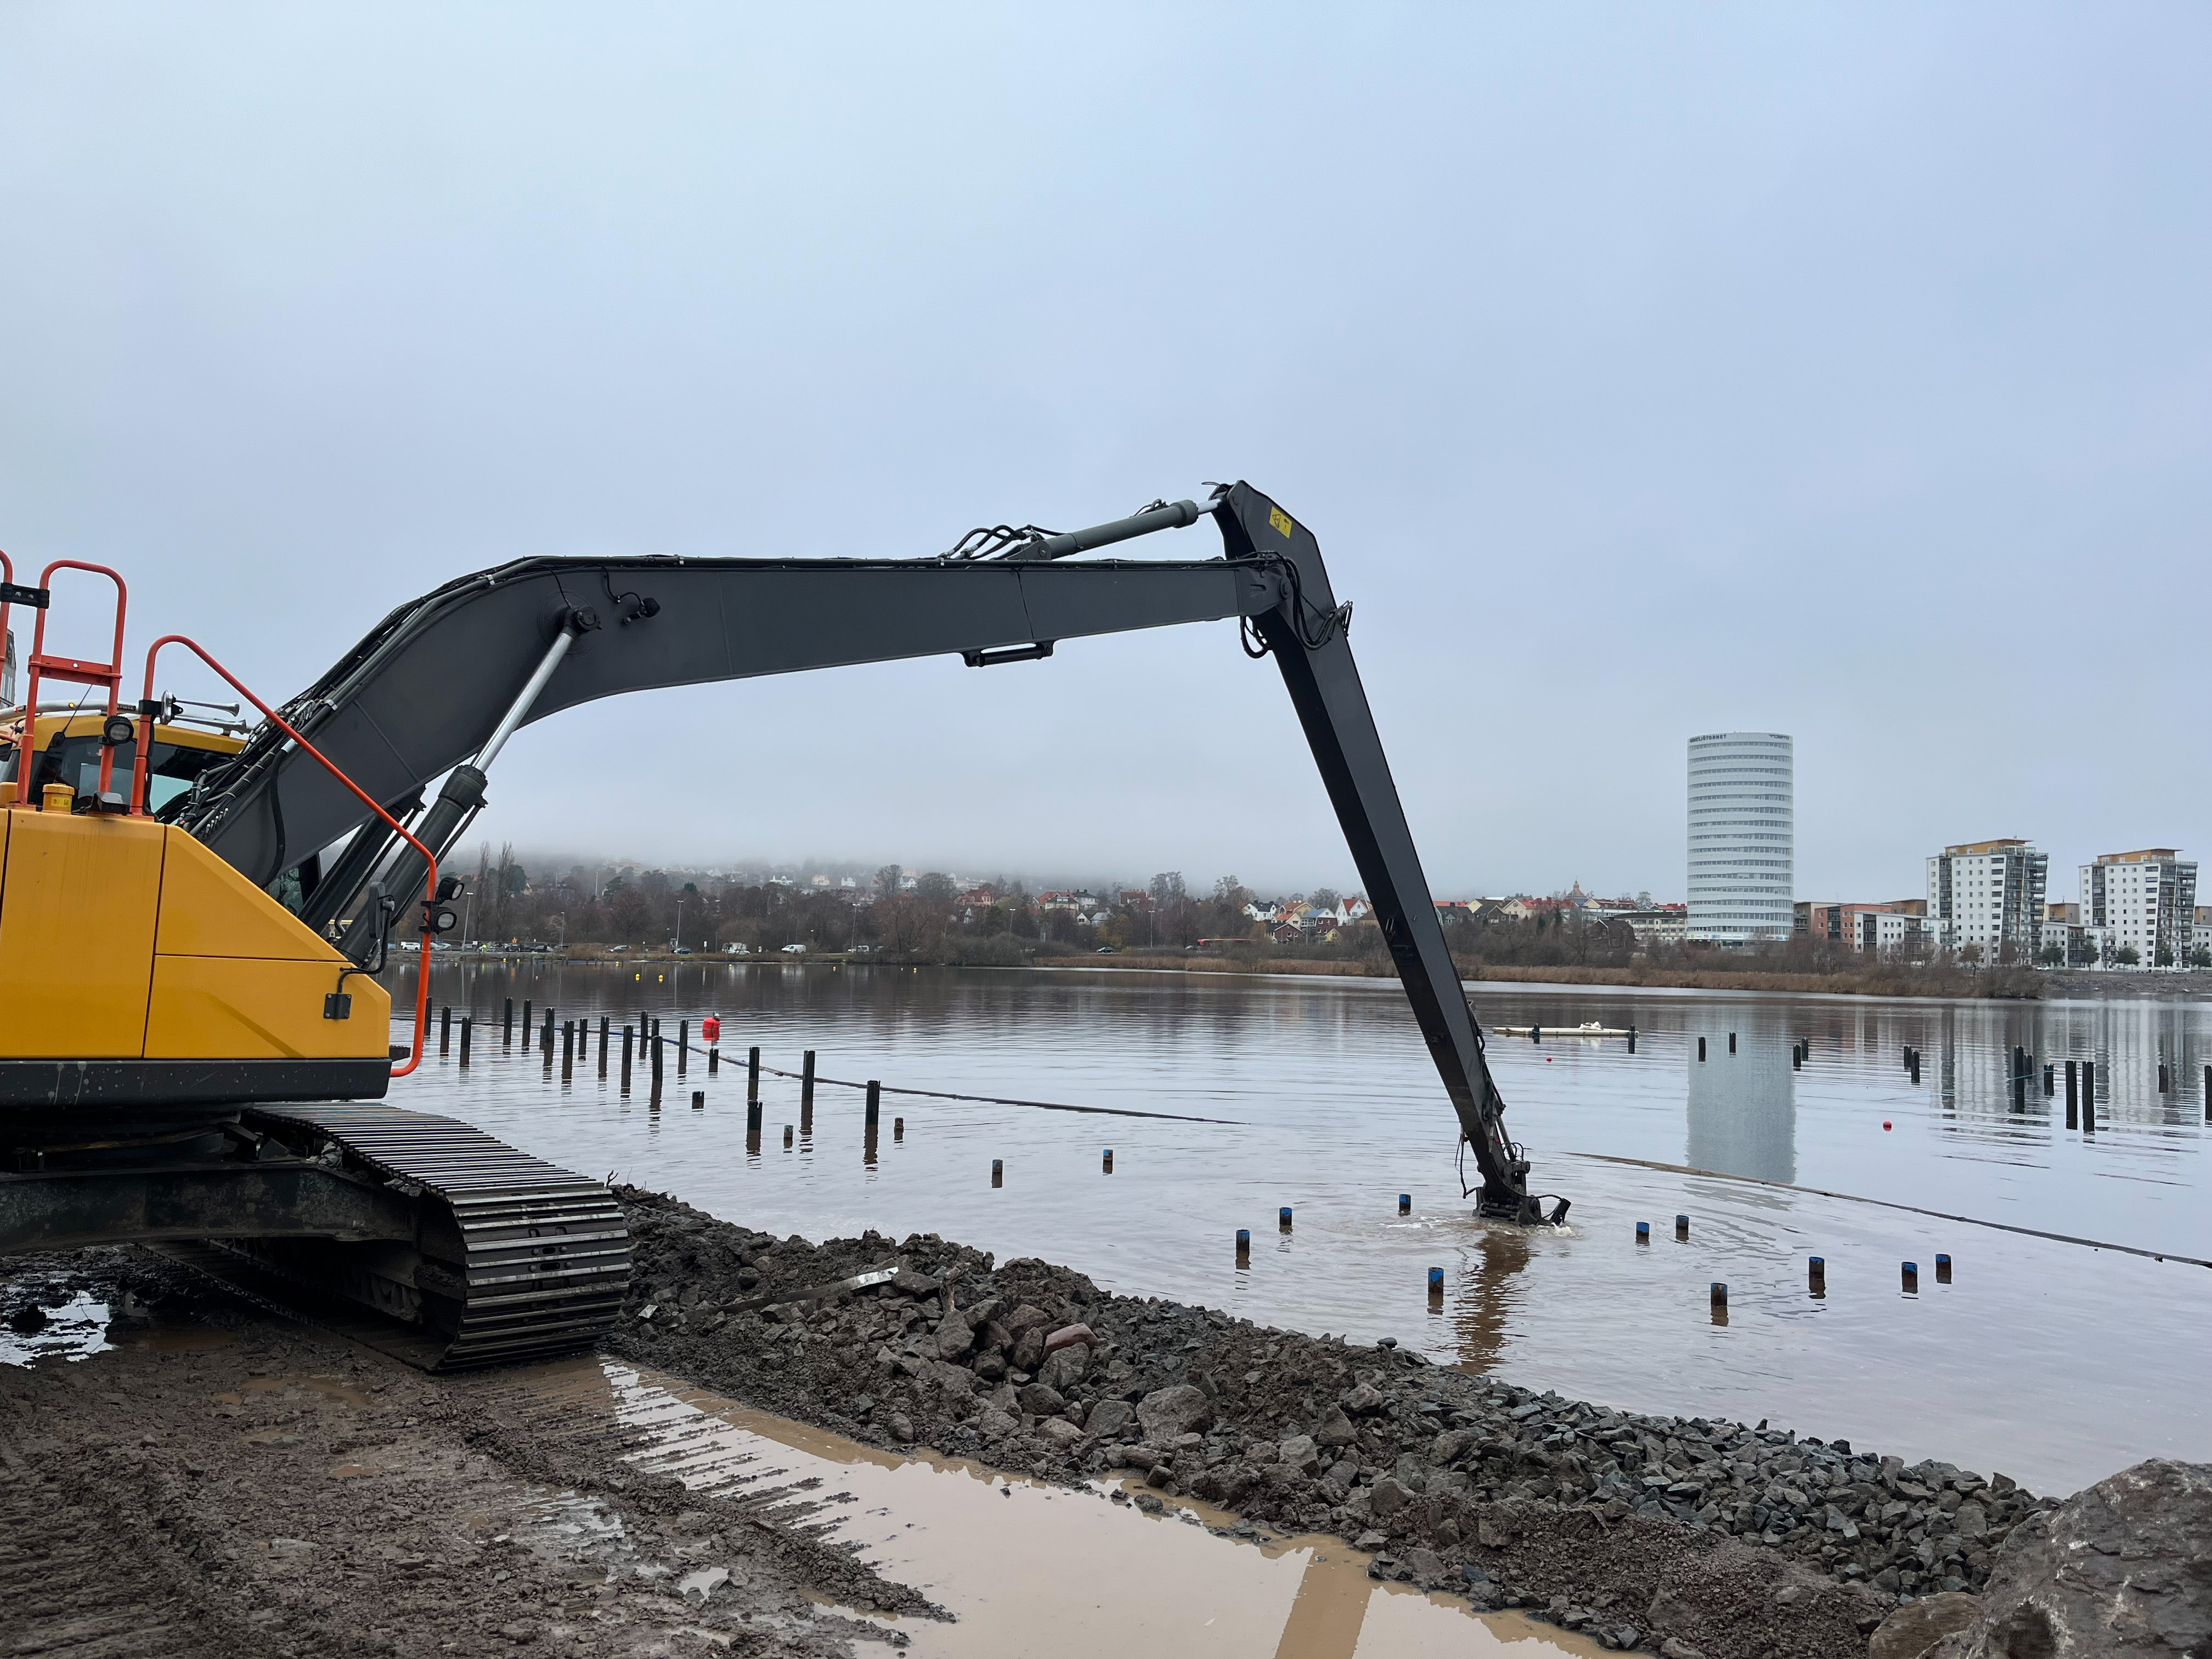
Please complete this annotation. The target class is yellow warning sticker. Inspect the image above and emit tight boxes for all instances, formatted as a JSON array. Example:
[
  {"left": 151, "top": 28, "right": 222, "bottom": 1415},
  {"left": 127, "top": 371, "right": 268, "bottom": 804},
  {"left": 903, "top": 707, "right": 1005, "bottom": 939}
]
[{"left": 1267, "top": 506, "right": 1294, "bottom": 538}]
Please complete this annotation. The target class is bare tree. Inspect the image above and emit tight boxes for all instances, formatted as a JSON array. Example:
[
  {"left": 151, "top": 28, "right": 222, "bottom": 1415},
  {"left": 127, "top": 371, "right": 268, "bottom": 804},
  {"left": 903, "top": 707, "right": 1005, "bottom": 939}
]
[{"left": 1148, "top": 872, "right": 1187, "bottom": 947}]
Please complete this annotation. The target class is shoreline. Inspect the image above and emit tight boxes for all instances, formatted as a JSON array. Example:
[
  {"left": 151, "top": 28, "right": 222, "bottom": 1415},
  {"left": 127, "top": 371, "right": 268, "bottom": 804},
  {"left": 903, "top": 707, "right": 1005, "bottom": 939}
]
[
  {"left": 415, "top": 951, "right": 2212, "bottom": 1003},
  {"left": 613, "top": 1186, "right": 2066, "bottom": 1659},
  {"left": 1030, "top": 955, "right": 2212, "bottom": 1002}
]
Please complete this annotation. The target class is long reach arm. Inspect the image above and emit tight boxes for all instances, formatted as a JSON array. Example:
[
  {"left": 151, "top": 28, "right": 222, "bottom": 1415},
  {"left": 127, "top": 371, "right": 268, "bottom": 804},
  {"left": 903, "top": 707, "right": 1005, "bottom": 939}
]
[{"left": 173, "top": 483, "right": 1557, "bottom": 1222}]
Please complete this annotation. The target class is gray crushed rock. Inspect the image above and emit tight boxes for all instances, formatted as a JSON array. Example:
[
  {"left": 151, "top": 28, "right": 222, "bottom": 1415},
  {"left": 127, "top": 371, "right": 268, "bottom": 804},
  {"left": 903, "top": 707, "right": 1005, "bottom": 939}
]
[{"left": 611, "top": 1187, "right": 2070, "bottom": 1659}]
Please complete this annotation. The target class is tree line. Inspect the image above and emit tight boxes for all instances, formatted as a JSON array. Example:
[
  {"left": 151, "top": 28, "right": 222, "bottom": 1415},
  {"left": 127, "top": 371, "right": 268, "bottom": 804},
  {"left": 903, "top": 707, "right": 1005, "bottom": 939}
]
[{"left": 462, "top": 848, "right": 1273, "bottom": 958}]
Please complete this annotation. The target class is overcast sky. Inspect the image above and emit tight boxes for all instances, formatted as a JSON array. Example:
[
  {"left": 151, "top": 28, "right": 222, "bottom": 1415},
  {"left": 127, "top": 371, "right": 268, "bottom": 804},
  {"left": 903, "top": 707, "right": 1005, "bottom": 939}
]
[{"left": 4, "top": 7, "right": 2206, "bottom": 901}]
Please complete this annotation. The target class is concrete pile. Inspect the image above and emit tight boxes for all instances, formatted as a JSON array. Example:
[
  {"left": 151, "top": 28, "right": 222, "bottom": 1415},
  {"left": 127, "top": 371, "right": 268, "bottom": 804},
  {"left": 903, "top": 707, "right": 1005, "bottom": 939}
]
[{"left": 611, "top": 1189, "right": 2067, "bottom": 1658}]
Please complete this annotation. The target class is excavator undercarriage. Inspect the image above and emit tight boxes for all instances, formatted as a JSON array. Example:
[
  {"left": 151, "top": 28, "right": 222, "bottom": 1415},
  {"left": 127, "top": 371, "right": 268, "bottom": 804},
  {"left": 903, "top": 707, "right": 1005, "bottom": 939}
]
[{"left": 0, "top": 481, "right": 1561, "bottom": 1373}]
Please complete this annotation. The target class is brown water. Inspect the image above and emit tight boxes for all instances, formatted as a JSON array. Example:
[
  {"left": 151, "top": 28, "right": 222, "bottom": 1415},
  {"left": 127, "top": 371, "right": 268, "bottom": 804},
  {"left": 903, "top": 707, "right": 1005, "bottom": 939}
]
[
  {"left": 388, "top": 962, "right": 2212, "bottom": 1492},
  {"left": 468, "top": 1355, "right": 1604, "bottom": 1659}
]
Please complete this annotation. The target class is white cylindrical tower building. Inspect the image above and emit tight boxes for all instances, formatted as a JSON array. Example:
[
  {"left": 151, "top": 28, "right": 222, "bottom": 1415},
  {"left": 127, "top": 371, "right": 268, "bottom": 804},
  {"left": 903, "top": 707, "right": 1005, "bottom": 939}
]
[{"left": 1687, "top": 732, "right": 1793, "bottom": 943}]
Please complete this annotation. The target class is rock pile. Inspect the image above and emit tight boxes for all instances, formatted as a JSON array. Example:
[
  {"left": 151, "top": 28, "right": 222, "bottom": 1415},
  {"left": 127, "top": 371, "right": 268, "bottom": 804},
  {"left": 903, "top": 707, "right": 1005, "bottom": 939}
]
[
  {"left": 1923, "top": 1458, "right": 2210, "bottom": 1658},
  {"left": 610, "top": 1188, "right": 2061, "bottom": 1658}
]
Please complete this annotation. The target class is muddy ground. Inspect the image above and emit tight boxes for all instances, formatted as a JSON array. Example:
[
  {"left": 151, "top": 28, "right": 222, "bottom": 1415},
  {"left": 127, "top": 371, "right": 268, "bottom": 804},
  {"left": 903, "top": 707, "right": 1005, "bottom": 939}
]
[
  {"left": 610, "top": 1187, "right": 2069, "bottom": 1659},
  {"left": 0, "top": 1248, "right": 934, "bottom": 1659}
]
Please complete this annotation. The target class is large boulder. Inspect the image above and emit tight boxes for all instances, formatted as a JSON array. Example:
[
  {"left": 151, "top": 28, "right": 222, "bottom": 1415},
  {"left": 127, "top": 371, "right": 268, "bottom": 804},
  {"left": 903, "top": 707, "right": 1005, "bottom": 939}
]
[
  {"left": 1136, "top": 1384, "right": 1210, "bottom": 1442},
  {"left": 1340, "top": 1382, "right": 1386, "bottom": 1415},
  {"left": 1086, "top": 1398, "right": 1135, "bottom": 1440},
  {"left": 1315, "top": 1409, "right": 1358, "bottom": 1448},
  {"left": 1035, "top": 1344, "right": 1091, "bottom": 1393},
  {"left": 1930, "top": 1459, "right": 2210, "bottom": 1658},
  {"left": 1018, "top": 1381, "right": 1066, "bottom": 1418}
]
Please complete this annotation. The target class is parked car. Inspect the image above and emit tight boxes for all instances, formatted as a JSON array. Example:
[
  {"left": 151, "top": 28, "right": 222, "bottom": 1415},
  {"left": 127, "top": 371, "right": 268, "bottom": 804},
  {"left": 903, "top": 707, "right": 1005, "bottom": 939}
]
[
  {"left": 1095, "top": 946, "right": 1116, "bottom": 954},
  {"left": 780, "top": 943, "right": 808, "bottom": 955}
]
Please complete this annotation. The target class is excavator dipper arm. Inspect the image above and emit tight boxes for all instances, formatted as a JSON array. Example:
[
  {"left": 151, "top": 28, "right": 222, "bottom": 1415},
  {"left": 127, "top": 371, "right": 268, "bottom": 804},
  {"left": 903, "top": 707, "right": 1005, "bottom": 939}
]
[
  {"left": 174, "top": 483, "right": 1553, "bottom": 1222},
  {"left": 1214, "top": 491, "right": 1553, "bottom": 1224}
]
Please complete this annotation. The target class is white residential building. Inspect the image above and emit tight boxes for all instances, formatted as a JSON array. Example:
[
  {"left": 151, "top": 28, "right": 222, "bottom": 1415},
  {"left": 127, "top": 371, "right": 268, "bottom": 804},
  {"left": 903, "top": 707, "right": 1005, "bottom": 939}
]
[
  {"left": 1617, "top": 904, "right": 1690, "bottom": 945},
  {"left": 1927, "top": 840, "right": 2047, "bottom": 961},
  {"left": 1686, "top": 732, "right": 1793, "bottom": 943},
  {"left": 2080, "top": 850, "right": 2197, "bottom": 967}
]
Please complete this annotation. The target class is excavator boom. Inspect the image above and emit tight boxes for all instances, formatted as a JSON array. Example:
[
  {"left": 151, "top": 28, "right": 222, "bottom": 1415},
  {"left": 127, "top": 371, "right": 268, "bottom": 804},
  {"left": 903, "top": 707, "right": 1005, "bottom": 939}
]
[{"left": 173, "top": 482, "right": 1549, "bottom": 1220}]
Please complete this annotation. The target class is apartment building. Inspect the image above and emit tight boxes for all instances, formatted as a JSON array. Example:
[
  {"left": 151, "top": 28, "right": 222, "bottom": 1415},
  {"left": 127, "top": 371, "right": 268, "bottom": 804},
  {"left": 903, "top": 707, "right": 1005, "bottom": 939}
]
[
  {"left": 2080, "top": 850, "right": 2198, "bottom": 966},
  {"left": 1617, "top": 904, "right": 1690, "bottom": 945},
  {"left": 1796, "top": 901, "right": 1928, "bottom": 955},
  {"left": 1927, "top": 840, "right": 2047, "bottom": 961}
]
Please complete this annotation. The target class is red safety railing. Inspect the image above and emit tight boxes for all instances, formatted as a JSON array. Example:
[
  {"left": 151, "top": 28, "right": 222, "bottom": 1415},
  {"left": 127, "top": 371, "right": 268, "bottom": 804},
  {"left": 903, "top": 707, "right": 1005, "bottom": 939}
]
[
  {"left": 136, "top": 634, "right": 435, "bottom": 1079},
  {"left": 25, "top": 562, "right": 128, "bottom": 800}
]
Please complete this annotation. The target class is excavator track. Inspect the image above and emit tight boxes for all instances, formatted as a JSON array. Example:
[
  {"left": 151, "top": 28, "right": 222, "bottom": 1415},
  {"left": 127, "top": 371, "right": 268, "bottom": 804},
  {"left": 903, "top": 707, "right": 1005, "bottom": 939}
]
[{"left": 207, "top": 1104, "right": 630, "bottom": 1371}]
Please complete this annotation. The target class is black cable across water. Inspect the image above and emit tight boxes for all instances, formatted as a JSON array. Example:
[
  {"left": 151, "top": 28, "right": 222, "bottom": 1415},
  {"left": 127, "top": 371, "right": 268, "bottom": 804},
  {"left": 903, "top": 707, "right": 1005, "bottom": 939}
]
[
  {"left": 686, "top": 1042, "right": 1244, "bottom": 1125},
  {"left": 444, "top": 1014, "right": 2201, "bottom": 1265},
  {"left": 1566, "top": 1150, "right": 2211, "bottom": 1269}
]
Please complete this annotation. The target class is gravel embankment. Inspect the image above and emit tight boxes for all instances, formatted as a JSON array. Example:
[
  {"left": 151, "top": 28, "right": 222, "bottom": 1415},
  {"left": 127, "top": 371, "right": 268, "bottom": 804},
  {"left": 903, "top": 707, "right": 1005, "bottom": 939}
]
[{"left": 613, "top": 1186, "right": 2065, "bottom": 1659}]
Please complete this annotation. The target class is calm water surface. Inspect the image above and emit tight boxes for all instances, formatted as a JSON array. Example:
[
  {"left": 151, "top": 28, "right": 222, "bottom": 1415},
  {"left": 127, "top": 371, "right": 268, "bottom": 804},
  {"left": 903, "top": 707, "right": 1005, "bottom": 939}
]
[{"left": 385, "top": 962, "right": 2212, "bottom": 1493}]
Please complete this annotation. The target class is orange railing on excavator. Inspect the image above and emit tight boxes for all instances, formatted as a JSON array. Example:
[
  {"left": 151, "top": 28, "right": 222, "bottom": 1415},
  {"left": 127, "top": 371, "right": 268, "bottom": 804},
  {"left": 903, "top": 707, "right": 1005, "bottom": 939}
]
[{"left": 24, "top": 562, "right": 128, "bottom": 802}]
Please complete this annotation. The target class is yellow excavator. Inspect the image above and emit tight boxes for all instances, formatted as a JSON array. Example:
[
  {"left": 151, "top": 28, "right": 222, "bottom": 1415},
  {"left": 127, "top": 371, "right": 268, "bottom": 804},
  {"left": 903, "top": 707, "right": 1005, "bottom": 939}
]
[{"left": 0, "top": 486, "right": 1564, "bottom": 1370}]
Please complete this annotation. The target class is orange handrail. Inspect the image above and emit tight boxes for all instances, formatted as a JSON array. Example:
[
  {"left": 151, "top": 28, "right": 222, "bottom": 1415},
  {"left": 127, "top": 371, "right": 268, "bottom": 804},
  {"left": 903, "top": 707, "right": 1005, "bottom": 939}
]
[
  {"left": 136, "top": 634, "right": 433, "bottom": 1079},
  {"left": 27, "top": 561, "right": 128, "bottom": 800}
]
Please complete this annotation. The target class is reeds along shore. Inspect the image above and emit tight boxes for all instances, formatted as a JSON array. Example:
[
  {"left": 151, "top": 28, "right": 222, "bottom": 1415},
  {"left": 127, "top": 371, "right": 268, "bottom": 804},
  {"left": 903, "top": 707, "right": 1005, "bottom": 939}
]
[{"left": 1032, "top": 955, "right": 2049, "bottom": 1000}]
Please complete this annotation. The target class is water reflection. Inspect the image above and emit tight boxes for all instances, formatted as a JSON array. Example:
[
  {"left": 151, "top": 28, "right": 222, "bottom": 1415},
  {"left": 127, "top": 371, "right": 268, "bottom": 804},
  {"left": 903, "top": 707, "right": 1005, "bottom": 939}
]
[
  {"left": 1685, "top": 1029, "right": 1796, "bottom": 1183},
  {"left": 1447, "top": 1226, "right": 1530, "bottom": 1374}
]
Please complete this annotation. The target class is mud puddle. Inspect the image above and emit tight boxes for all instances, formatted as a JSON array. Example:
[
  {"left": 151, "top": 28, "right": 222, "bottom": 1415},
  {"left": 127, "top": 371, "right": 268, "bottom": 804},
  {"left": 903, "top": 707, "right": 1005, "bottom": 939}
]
[
  {"left": 468, "top": 1355, "right": 1606, "bottom": 1658},
  {"left": 0, "top": 1288, "right": 115, "bottom": 1365}
]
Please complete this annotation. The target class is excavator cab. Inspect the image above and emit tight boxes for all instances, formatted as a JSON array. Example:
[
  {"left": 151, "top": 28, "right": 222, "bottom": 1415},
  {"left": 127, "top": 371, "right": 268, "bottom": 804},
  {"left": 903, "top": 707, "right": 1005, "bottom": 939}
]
[{"left": 0, "top": 708, "right": 243, "bottom": 814}]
